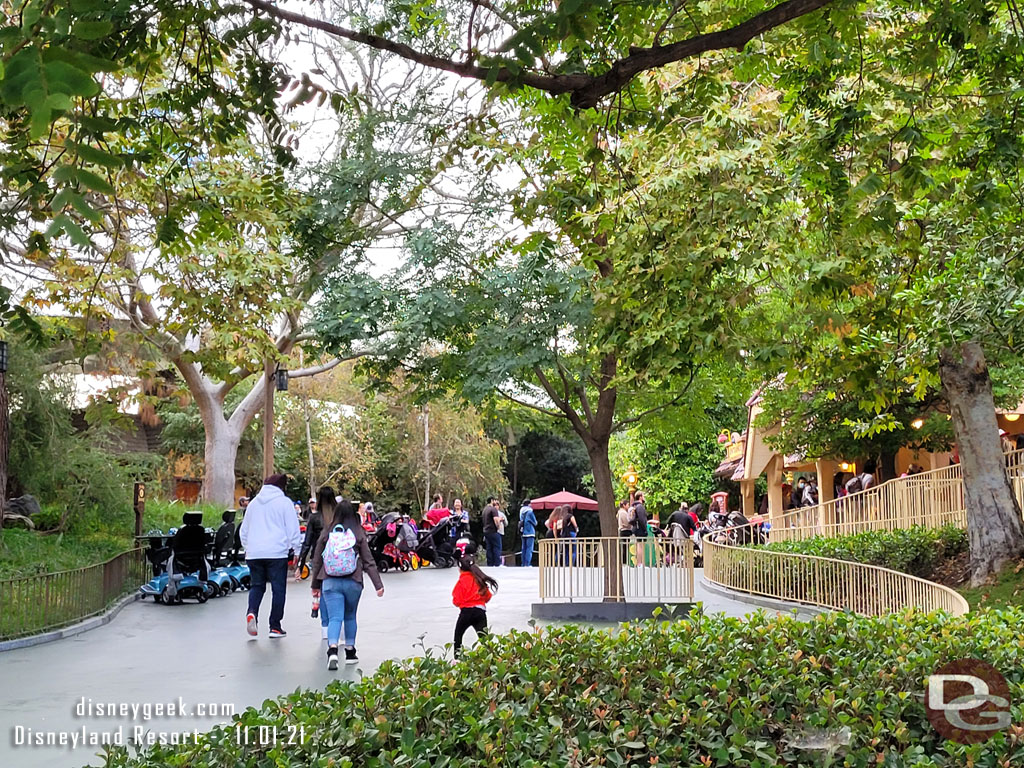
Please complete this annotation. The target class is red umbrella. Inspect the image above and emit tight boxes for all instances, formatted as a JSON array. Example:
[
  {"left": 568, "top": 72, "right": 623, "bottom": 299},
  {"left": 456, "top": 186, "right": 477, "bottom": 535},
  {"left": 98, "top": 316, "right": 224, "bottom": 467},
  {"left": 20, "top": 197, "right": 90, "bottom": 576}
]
[{"left": 530, "top": 490, "right": 600, "bottom": 511}]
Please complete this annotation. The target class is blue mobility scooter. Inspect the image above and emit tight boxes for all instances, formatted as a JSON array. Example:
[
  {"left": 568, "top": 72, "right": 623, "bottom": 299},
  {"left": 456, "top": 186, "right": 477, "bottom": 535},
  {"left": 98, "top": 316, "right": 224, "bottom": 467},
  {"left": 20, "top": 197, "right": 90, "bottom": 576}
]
[
  {"left": 139, "top": 511, "right": 217, "bottom": 604},
  {"left": 208, "top": 510, "right": 249, "bottom": 593}
]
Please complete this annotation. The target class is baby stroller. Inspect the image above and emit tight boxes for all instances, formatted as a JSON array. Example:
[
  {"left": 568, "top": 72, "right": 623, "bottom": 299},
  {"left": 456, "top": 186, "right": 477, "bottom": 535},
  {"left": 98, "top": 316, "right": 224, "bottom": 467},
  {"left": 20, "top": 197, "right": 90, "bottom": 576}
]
[
  {"left": 369, "top": 512, "right": 404, "bottom": 572},
  {"left": 416, "top": 516, "right": 458, "bottom": 568}
]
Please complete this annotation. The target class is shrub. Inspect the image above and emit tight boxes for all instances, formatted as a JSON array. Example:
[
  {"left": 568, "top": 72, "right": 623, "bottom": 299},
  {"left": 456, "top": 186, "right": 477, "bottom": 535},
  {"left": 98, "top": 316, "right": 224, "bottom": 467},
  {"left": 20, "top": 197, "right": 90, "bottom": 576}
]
[
  {"left": 98, "top": 608, "right": 1023, "bottom": 768},
  {"left": 763, "top": 525, "right": 968, "bottom": 578}
]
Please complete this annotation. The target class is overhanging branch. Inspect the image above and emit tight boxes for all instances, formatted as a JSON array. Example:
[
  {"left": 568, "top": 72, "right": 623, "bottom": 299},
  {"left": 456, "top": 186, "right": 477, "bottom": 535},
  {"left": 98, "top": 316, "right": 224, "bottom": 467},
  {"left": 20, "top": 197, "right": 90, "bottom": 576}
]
[{"left": 243, "top": 0, "right": 833, "bottom": 108}]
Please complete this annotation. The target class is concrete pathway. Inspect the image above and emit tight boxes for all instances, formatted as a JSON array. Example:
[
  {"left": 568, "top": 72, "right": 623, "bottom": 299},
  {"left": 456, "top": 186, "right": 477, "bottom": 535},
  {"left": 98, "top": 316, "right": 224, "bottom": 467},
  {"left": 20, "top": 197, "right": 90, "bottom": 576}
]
[{"left": 0, "top": 566, "right": 785, "bottom": 768}]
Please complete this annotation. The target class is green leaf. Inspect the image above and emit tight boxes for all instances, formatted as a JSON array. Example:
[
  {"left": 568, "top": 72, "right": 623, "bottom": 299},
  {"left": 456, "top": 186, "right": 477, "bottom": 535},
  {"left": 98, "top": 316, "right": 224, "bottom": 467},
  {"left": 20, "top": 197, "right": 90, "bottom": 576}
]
[{"left": 72, "top": 20, "right": 113, "bottom": 40}]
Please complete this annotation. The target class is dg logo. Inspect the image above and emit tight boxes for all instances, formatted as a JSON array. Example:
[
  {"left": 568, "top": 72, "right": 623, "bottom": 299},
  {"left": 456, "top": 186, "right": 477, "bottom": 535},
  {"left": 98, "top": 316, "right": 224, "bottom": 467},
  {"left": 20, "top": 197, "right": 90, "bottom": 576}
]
[{"left": 925, "top": 659, "right": 1012, "bottom": 744}]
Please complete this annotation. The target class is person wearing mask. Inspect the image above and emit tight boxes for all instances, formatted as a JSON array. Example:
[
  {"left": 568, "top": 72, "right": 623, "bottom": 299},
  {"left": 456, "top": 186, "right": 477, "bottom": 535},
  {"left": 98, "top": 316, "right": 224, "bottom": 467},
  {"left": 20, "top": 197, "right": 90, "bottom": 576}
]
[
  {"left": 311, "top": 498, "right": 385, "bottom": 668},
  {"left": 481, "top": 496, "right": 505, "bottom": 567},
  {"left": 518, "top": 500, "right": 537, "bottom": 567},
  {"left": 789, "top": 478, "right": 807, "bottom": 509},
  {"left": 239, "top": 473, "right": 303, "bottom": 638}
]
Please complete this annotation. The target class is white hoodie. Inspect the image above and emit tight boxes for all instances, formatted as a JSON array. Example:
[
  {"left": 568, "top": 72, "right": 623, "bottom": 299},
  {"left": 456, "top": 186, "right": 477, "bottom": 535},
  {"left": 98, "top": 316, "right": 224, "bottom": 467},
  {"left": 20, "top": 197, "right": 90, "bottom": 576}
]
[{"left": 239, "top": 485, "right": 303, "bottom": 559}]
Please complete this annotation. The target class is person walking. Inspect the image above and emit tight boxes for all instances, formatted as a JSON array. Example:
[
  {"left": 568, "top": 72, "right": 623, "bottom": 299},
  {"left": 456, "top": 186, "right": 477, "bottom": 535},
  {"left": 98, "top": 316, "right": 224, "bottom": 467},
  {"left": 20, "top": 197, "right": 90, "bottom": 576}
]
[
  {"left": 555, "top": 505, "right": 578, "bottom": 565},
  {"left": 311, "top": 498, "right": 385, "bottom": 669},
  {"left": 302, "top": 487, "right": 336, "bottom": 638},
  {"left": 239, "top": 473, "right": 303, "bottom": 638},
  {"left": 295, "top": 492, "right": 326, "bottom": 580},
  {"left": 451, "top": 548, "right": 498, "bottom": 658},
  {"left": 518, "top": 500, "right": 537, "bottom": 566},
  {"left": 482, "top": 496, "right": 504, "bottom": 567}
]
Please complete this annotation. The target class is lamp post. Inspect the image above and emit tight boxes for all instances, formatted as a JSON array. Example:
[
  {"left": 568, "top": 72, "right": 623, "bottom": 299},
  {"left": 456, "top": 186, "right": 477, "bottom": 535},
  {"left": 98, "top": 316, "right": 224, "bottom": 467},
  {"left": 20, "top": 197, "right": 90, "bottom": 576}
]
[{"left": 621, "top": 465, "right": 639, "bottom": 498}]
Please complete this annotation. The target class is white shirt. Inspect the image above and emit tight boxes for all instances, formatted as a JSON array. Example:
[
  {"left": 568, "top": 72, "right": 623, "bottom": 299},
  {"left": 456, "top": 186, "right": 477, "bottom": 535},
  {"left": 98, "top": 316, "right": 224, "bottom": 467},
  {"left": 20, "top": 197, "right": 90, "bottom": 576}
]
[{"left": 239, "top": 485, "right": 303, "bottom": 559}]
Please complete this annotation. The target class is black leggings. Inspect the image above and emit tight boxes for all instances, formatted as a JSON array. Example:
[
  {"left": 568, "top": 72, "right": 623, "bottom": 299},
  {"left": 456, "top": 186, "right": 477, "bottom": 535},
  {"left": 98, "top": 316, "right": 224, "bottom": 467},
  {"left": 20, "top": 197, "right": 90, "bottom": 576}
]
[{"left": 454, "top": 607, "right": 488, "bottom": 654}]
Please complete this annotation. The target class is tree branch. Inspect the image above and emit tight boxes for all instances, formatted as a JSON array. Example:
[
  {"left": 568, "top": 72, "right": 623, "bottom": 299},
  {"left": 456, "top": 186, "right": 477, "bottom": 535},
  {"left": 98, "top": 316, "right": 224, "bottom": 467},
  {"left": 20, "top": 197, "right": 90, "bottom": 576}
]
[
  {"left": 243, "top": 0, "right": 832, "bottom": 109},
  {"left": 496, "top": 388, "right": 562, "bottom": 419}
]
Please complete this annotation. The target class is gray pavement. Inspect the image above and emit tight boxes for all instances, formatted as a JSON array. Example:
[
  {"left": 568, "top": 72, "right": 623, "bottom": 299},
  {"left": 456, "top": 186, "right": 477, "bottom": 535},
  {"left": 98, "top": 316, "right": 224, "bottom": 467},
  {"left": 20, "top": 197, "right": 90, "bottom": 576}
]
[{"left": 0, "top": 565, "right": 779, "bottom": 768}]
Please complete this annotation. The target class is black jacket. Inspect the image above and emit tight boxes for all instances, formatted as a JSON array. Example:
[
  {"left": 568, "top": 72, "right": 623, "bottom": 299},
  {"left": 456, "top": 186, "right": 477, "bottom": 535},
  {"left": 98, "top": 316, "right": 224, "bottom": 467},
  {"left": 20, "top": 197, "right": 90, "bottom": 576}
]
[{"left": 298, "top": 511, "right": 324, "bottom": 565}]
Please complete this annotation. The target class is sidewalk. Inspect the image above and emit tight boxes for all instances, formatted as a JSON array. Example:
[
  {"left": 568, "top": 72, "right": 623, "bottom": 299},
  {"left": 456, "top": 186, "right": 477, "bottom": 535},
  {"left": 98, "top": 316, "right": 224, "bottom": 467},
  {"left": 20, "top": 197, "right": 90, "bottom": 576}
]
[{"left": 0, "top": 566, "right": 779, "bottom": 768}]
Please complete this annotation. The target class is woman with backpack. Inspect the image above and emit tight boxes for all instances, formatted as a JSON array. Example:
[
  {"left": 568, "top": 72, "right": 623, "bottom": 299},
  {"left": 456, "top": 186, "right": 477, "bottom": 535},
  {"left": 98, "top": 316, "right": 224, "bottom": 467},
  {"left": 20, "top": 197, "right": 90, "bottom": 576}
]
[{"left": 311, "top": 496, "right": 385, "bottom": 670}]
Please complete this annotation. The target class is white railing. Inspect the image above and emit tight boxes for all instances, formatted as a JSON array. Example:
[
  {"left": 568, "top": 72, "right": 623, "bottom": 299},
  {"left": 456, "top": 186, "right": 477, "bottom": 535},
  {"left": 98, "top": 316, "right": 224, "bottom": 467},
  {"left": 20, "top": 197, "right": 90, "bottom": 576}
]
[{"left": 537, "top": 537, "right": 694, "bottom": 603}]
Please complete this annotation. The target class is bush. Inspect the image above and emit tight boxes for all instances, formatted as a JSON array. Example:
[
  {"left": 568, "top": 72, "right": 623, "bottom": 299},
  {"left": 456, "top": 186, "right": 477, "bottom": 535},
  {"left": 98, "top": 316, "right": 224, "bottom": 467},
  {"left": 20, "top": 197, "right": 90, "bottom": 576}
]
[
  {"left": 99, "top": 608, "right": 1023, "bottom": 768},
  {"left": 763, "top": 526, "right": 969, "bottom": 578}
]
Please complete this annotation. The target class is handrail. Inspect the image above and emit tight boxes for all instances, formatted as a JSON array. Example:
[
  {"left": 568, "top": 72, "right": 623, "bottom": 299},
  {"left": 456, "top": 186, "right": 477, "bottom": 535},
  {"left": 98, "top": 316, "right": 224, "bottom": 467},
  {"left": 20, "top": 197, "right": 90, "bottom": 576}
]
[
  {"left": 767, "top": 447, "right": 1024, "bottom": 542},
  {"left": 700, "top": 450, "right": 1024, "bottom": 617},
  {"left": 537, "top": 536, "right": 694, "bottom": 603},
  {"left": 0, "top": 548, "right": 147, "bottom": 641},
  {"left": 702, "top": 538, "right": 969, "bottom": 616}
]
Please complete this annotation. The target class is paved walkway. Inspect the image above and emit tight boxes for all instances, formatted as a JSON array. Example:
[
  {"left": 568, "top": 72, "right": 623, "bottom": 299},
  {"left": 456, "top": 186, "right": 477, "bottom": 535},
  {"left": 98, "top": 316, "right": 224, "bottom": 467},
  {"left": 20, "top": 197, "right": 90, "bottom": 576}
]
[{"left": 0, "top": 566, "right": 789, "bottom": 768}]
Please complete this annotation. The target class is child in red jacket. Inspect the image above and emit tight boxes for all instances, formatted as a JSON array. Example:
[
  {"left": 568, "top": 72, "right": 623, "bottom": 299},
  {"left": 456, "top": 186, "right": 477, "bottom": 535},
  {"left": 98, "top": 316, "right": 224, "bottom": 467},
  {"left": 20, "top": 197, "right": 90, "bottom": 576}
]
[{"left": 452, "top": 551, "right": 498, "bottom": 657}]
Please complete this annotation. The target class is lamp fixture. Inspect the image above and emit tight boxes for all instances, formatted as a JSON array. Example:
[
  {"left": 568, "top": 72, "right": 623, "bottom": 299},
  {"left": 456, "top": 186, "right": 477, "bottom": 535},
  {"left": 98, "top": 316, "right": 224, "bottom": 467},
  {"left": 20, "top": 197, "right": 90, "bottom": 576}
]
[
  {"left": 275, "top": 368, "right": 289, "bottom": 392},
  {"left": 911, "top": 418, "right": 924, "bottom": 430},
  {"left": 0, "top": 339, "right": 7, "bottom": 373},
  {"left": 1005, "top": 413, "right": 1021, "bottom": 423}
]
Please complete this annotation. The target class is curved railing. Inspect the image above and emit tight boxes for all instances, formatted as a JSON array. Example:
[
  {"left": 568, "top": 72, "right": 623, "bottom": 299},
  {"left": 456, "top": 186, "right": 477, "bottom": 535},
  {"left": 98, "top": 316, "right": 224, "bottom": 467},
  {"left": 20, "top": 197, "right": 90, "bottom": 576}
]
[
  {"left": 700, "top": 450, "right": 1024, "bottom": 617},
  {"left": 703, "top": 538, "right": 969, "bottom": 616}
]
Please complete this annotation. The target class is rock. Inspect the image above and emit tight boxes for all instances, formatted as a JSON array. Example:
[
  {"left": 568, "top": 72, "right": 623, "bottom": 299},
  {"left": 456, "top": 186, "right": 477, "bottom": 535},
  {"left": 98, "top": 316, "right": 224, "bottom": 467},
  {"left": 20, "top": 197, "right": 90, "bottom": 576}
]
[
  {"left": 3, "top": 494, "right": 42, "bottom": 518},
  {"left": 1, "top": 512, "right": 35, "bottom": 530}
]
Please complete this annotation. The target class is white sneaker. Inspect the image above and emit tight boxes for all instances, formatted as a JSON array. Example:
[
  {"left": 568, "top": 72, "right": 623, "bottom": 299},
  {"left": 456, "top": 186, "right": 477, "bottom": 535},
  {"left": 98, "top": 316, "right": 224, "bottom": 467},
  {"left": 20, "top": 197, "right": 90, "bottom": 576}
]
[
  {"left": 326, "top": 648, "right": 339, "bottom": 671},
  {"left": 321, "top": 626, "right": 328, "bottom": 640}
]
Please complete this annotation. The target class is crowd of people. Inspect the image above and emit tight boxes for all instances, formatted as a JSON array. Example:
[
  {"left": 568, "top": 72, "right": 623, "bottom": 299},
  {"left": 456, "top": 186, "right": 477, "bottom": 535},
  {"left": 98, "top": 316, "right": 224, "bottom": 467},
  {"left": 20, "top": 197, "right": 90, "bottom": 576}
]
[{"left": 236, "top": 478, "right": 500, "bottom": 669}]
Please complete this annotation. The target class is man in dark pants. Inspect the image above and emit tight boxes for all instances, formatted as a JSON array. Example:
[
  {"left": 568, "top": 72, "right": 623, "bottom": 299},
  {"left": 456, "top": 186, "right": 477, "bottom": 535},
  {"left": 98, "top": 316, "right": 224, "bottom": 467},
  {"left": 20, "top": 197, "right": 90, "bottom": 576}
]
[
  {"left": 481, "top": 496, "right": 504, "bottom": 567},
  {"left": 239, "top": 473, "right": 302, "bottom": 638}
]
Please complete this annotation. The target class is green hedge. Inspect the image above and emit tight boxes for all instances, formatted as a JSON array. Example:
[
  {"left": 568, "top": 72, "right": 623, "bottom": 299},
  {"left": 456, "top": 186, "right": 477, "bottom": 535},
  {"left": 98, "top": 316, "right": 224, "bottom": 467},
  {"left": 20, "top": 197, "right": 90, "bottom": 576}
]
[
  {"left": 763, "top": 525, "right": 968, "bottom": 578},
  {"left": 99, "top": 609, "right": 1024, "bottom": 768}
]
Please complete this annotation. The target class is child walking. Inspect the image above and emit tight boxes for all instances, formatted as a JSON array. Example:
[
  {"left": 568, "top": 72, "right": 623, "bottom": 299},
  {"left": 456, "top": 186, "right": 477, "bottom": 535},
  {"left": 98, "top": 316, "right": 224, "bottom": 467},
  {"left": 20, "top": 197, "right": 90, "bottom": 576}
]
[{"left": 452, "top": 552, "right": 498, "bottom": 658}]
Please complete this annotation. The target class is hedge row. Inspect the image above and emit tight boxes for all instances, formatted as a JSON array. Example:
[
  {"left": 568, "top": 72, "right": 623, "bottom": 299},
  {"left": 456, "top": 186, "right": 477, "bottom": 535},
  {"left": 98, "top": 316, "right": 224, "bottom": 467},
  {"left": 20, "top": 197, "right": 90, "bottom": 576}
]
[
  {"left": 763, "top": 525, "right": 968, "bottom": 578},
  {"left": 99, "top": 608, "right": 1023, "bottom": 768}
]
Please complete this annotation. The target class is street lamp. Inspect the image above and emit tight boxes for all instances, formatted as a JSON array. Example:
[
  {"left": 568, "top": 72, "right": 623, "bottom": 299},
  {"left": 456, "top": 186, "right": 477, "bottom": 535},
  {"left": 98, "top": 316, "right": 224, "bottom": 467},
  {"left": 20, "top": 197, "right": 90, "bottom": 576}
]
[
  {"left": 275, "top": 367, "right": 289, "bottom": 392},
  {"left": 621, "top": 465, "right": 639, "bottom": 493}
]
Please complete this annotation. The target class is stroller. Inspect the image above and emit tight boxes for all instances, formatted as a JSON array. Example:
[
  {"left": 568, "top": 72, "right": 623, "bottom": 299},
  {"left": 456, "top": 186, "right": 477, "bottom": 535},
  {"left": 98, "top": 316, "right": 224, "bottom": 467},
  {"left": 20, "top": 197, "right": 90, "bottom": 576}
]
[
  {"left": 416, "top": 516, "right": 458, "bottom": 568},
  {"left": 369, "top": 512, "right": 406, "bottom": 572}
]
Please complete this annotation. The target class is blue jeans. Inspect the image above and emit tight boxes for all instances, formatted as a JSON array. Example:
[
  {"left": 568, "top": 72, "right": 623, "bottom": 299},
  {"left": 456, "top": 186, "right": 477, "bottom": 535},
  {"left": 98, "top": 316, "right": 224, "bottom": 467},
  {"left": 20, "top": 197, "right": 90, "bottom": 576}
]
[
  {"left": 520, "top": 535, "right": 535, "bottom": 566},
  {"left": 246, "top": 558, "right": 289, "bottom": 631},
  {"left": 485, "top": 532, "right": 502, "bottom": 567},
  {"left": 321, "top": 577, "right": 362, "bottom": 648}
]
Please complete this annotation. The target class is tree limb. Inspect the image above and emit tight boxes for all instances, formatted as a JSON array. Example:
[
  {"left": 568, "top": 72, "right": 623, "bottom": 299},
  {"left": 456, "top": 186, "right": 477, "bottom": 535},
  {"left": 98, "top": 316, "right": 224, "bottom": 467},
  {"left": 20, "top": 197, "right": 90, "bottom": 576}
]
[{"left": 243, "top": 0, "right": 833, "bottom": 109}]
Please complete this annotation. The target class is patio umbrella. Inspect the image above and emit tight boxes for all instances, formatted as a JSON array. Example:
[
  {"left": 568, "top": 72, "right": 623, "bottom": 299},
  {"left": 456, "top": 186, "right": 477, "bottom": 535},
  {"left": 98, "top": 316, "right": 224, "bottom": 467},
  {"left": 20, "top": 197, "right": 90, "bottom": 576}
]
[{"left": 530, "top": 490, "right": 600, "bottom": 511}]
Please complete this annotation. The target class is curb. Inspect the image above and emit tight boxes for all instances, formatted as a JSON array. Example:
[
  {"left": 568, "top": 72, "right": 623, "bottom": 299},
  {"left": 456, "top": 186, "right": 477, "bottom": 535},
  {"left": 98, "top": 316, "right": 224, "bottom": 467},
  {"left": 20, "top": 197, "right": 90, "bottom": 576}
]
[
  {"left": 699, "top": 578, "right": 829, "bottom": 618},
  {"left": 0, "top": 592, "right": 142, "bottom": 653}
]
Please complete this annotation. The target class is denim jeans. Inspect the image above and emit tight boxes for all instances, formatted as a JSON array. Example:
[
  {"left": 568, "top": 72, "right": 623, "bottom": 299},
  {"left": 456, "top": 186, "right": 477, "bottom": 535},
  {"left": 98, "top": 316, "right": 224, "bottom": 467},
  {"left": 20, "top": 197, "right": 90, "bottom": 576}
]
[
  {"left": 520, "top": 535, "right": 535, "bottom": 566},
  {"left": 484, "top": 532, "right": 502, "bottom": 567},
  {"left": 246, "top": 558, "right": 289, "bottom": 630},
  {"left": 321, "top": 577, "right": 363, "bottom": 648}
]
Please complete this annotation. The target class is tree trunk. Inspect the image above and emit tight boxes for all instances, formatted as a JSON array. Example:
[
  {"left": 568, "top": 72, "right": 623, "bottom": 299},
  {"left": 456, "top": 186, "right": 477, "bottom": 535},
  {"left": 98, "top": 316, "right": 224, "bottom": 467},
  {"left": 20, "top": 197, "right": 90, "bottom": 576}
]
[
  {"left": 423, "top": 404, "right": 431, "bottom": 511},
  {"left": 939, "top": 342, "right": 1024, "bottom": 585},
  {"left": 202, "top": 420, "right": 242, "bottom": 508},
  {"left": 586, "top": 437, "right": 618, "bottom": 536},
  {"left": 0, "top": 368, "right": 8, "bottom": 530}
]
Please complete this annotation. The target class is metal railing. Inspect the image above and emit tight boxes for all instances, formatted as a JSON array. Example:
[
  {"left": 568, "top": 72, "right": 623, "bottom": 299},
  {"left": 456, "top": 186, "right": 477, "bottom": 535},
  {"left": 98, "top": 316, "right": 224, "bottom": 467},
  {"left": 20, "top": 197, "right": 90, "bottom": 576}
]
[
  {"left": 0, "top": 548, "right": 147, "bottom": 641},
  {"left": 703, "top": 539, "right": 969, "bottom": 616},
  {"left": 538, "top": 536, "right": 694, "bottom": 603},
  {"left": 698, "top": 450, "right": 1024, "bottom": 617},
  {"left": 768, "top": 448, "right": 1024, "bottom": 542}
]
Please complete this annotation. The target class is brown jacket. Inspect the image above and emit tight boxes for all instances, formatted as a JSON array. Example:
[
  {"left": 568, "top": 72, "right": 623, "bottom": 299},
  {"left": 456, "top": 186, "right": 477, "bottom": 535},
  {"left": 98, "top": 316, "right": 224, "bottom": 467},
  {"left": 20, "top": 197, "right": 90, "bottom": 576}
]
[{"left": 310, "top": 523, "right": 384, "bottom": 592}]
